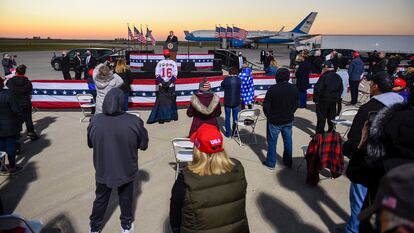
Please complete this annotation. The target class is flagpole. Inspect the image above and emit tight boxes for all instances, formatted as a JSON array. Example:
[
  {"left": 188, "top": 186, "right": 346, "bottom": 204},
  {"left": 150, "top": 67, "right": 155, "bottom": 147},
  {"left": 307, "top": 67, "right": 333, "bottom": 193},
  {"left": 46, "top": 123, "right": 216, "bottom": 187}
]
[
  {"left": 133, "top": 24, "right": 136, "bottom": 50},
  {"left": 127, "top": 23, "right": 130, "bottom": 50},
  {"left": 146, "top": 25, "right": 149, "bottom": 60},
  {"left": 140, "top": 24, "right": 143, "bottom": 51}
]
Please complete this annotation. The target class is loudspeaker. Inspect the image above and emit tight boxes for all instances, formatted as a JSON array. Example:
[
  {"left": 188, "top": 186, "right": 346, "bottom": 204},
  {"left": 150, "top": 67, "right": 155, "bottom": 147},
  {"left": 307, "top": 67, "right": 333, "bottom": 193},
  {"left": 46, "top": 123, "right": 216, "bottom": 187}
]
[
  {"left": 213, "top": 59, "right": 222, "bottom": 71},
  {"left": 181, "top": 61, "right": 196, "bottom": 72},
  {"left": 142, "top": 62, "right": 157, "bottom": 72}
]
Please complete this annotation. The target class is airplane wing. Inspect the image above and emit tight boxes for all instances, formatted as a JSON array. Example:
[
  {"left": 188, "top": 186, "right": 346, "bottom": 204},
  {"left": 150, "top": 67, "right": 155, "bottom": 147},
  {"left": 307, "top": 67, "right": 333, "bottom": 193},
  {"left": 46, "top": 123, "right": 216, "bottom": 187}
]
[{"left": 246, "top": 26, "right": 285, "bottom": 42}]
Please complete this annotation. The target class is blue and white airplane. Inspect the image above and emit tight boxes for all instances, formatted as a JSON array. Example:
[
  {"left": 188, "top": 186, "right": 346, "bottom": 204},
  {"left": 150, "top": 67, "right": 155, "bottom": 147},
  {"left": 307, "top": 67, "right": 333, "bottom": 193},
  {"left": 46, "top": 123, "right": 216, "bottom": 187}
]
[{"left": 184, "top": 12, "right": 318, "bottom": 48}]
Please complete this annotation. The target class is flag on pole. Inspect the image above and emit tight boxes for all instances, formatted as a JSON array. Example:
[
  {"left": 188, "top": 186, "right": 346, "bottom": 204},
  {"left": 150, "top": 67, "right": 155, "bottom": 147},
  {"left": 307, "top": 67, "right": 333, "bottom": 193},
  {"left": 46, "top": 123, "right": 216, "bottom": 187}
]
[
  {"left": 226, "top": 26, "right": 233, "bottom": 38},
  {"left": 233, "top": 26, "right": 248, "bottom": 40},
  {"left": 214, "top": 26, "right": 220, "bottom": 38},
  {"left": 133, "top": 26, "right": 147, "bottom": 44},
  {"left": 128, "top": 26, "right": 133, "bottom": 40},
  {"left": 219, "top": 26, "right": 226, "bottom": 38},
  {"left": 146, "top": 27, "right": 156, "bottom": 46}
]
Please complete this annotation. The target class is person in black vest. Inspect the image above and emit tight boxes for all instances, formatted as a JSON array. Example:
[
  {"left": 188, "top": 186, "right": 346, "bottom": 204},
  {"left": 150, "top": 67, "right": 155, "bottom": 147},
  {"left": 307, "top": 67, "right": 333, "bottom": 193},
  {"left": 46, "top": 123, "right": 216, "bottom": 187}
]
[
  {"left": 262, "top": 68, "right": 298, "bottom": 169},
  {"left": 169, "top": 124, "right": 250, "bottom": 233},
  {"left": 0, "top": 78, "right": 22, "bottom": 174},
  {"left": 60, "top": 51, "right": 71, "bottom": 80},
  {"left": 74, "top": 52, "right": 83, "bottom": 80},
  {"left": 6, "top": 65, "right": 39, "bottom": 141},
  {"left": 313, "top": 61, "right": 343, "bottom": 134},
  {"left": 84, "top": 50, "right": 97, "bottom": 80},
  {"left": 88, "top": 88, "right": 149, "bottom": 233}
]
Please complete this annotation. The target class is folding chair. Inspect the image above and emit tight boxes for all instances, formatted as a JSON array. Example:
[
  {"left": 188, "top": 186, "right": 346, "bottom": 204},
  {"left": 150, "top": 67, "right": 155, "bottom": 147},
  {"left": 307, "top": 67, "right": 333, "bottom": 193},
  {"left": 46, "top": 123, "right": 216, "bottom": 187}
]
[
  {"left": 0, "top": 151, "right": 7, "bottom": 173},
  {"left": 331, "top": 107, "right": 359, "bottom": 138},
  {"left": 233, "top": 109, "right": 261, "bottom": 146},
  {"left": 254, "top": 93, "right": 267, "bottom": 120},
  {"left": 296, "top": 145, "right": 308, "bottom": 171},
  {"left": 76, "top": 94, "right": 95, "bottom": 123},
  {"left": 171, "top": 138, "right": 194, "bottom": 180},
  {"left": 0, "top": 214, "right": 43, "bottom": 233},
  {"left": 358, "top": 80, "right": 370, "bottom": 104}
]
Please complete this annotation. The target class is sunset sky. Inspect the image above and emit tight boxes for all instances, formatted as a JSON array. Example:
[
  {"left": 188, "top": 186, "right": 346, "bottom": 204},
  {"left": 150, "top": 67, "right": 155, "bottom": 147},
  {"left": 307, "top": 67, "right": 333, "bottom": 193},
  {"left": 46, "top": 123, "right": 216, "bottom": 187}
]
[{"left": 0, "top": 0, "right": 413, "bottom": 40}]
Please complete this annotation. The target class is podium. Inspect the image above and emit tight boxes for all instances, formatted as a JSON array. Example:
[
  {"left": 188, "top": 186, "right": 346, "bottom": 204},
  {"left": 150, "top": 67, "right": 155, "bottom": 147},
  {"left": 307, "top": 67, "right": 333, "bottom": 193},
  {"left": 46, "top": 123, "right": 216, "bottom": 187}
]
[{"left": 163, "top": 42, "right": 178, "bottom": 60}]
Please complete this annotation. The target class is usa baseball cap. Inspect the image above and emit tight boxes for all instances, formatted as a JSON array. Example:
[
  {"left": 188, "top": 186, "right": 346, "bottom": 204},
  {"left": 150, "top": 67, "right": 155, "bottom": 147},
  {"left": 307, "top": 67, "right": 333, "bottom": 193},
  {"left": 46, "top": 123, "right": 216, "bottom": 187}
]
[{"left": 190, "top": 124, "right": 224, "bottom": 154}]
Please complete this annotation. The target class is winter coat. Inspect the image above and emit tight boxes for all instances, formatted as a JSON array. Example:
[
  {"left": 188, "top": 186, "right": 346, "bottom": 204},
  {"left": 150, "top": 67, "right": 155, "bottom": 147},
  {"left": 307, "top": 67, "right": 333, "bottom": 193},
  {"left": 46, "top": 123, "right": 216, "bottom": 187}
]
[
  {"left": 221, "top": 75, "right": 241, "bottom": 107},
  {"left": 263, "top": 81, "right": 298, "bottom": 125},
  {"left": 87, "top": 88, "right": 149, "bottom": 188},
  {"left": 343, "top": 92, "right": 404, "bottom": 157},
  {"left": 169, "top": 158, "right": 250, "bottom": 233},
  {"left": 239, "top": 68, "right": 255, "bottom": 105},
  {"left": 372, "top": 58, "right": 386, "bottom": 75},
  {"left": 2, "top": 58, "right": 16, "bottom": 75},
  {"left": 0, "top": 88, "right": 22, "bottom": 137},
  {"left": 295, "top": 59, "right": 312, "bottom": 91},
  {"left": 6, "top": 75, "right": 33, "bottom": 108},
  {"left": 313, "top": 71, "right": 343, "bottom": 103},
  {"left": 348, "top": 57, "right": 364, "bottom": 81},
  {"left": 116, "top": 69, "right": 133, "bottom": 93},
  {"left": 61, "top": 55, "right": 70, "bottom": 72},
  {"left": 311, "top": 56, "right": 323, "bottom": 74},
  {"left": 93, "top": 64, "right": 124, "bottom": 114},
  {"left": 346, "top": 104, "right": 414, "bottom": 231},
  {"left": 186, "top": 92, "right": 221, "bottom": 136}
]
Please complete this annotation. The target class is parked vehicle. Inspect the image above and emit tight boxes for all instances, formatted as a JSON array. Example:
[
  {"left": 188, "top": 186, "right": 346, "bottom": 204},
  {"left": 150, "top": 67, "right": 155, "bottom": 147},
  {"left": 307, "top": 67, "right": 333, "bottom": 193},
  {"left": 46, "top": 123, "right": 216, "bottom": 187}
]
[{"left": 50, "top": 48, "right": 119, "bottom": 71}]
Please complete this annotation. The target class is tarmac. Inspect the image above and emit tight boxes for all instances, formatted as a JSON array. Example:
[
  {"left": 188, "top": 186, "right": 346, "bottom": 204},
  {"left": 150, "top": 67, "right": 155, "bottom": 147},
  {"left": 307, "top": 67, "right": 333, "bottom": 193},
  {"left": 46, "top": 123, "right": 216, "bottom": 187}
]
[{"left": 0, "top": 47, "right": 354, "bottom": 233}]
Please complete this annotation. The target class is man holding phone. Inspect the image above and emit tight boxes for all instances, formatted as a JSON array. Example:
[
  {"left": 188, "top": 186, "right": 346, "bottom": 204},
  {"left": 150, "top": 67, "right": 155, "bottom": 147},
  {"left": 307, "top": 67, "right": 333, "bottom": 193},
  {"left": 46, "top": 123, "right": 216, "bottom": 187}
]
[{"left": 343, "top": 71, "right": 404, "bottom": 233}]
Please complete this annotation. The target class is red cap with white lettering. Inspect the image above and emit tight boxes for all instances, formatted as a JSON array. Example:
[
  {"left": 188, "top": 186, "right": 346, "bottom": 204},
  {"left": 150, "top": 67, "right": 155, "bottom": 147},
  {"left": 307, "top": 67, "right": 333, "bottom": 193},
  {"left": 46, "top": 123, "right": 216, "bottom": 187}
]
[{"left": 190, "top": 124, "right": 224, "bottom": 154}]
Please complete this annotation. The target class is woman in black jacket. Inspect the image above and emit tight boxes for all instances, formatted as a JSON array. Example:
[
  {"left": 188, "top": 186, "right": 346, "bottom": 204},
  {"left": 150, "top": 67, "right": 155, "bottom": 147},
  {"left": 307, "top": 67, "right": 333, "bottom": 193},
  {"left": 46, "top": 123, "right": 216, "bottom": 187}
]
[
  {"left": 0, "top": 78, "right": 22, "bottom": 173},
  {"left": 115, "top": 58, "right": 133, "bottom": 111},
  {"left": 295, "top": 54, "right": 311, "bottom": 108}
]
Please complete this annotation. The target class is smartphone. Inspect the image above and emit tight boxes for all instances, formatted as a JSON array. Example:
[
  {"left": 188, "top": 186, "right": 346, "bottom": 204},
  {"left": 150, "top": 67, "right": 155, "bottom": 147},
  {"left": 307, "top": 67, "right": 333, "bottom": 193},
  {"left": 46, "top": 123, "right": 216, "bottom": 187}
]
[{"left": 368, "top": 111, "right": 378, "bottom": 125}]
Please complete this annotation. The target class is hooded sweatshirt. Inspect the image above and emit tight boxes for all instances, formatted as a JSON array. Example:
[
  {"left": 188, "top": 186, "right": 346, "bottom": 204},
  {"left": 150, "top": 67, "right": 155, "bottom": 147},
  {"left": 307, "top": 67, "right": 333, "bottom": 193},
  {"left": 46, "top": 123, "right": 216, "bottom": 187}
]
[
  {"left": 343, "top": 92, "right": 404, "bottom": 157},
  {"left": 87, "top": 88, "right": 149, "bottom": 188},
  {"left": 93, "top": 64, "right": 124, "bottom": 114},
  {"left": 6, "top": 75, "right": 33, "bottom": 108}
]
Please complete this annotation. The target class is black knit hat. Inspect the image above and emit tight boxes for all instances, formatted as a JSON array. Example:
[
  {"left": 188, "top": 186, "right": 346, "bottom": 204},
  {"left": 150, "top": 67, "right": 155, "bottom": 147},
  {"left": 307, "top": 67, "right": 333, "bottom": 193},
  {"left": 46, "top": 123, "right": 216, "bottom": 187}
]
[{"left": 275, "top": 68, "right": 290, "bottom": 82}]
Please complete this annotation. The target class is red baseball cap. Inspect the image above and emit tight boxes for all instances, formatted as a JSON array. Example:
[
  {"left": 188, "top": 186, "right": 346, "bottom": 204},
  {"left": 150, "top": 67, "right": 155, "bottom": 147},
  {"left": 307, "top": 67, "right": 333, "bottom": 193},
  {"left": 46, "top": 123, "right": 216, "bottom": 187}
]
[
  {"left": 163, "top": 49, "right": 170, "bottom": 56},
  {"left": 190, "top": 124, "right": 224, "bottom": 154},
  {"left": 353, "top": 51, "right": 360, "bottom": 57},
  {"left": 394, "top": 77, "right": 406, "bottom": 89}
]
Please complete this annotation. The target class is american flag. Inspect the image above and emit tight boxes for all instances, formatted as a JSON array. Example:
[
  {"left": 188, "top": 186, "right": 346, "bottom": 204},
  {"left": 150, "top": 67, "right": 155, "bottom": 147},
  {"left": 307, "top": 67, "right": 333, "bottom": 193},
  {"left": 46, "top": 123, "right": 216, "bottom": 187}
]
[
  {"left": 128, "top": 26, "right": 134, "bottom": 40},
  {"left": 145, "top": 27, "right": 156, "bottom": 46},
  {"left": 226, "top": 26, "right": 233, "bottom": 38},
  {"left": 233, "top": 26, "right": 249, "bottom": 40},
  {"left": 134, "top": 26, "right": 147, "bottom": 44},
  {"left": 215, "top": 26, "right": 220, "bottom": 38},
  {"left": 219, "top": 26, "right": 226, "bottom": 38}
]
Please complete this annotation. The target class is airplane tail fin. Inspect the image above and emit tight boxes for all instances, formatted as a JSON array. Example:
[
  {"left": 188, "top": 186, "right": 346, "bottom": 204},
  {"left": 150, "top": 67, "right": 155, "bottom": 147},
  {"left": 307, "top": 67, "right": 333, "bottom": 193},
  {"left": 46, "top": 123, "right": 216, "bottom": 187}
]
[{"left": 291, "top": 12, "right": 317, "bottom": 34}]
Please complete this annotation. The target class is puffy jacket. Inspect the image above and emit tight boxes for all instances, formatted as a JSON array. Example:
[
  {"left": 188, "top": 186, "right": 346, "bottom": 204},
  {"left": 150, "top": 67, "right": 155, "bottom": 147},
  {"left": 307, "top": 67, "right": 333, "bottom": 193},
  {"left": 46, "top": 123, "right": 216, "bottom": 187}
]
[
  {"left": 186, "top": 92, "right": 221, "bottom": 136},
  {"left": 221, "top": 76, "right": 241, "bottom": 107},
  {"left": 313, "top": 71, "right": 343, "bottom": 102},
  {"left": 170, "top": 158, "right": 250, "bottom": 233},
  {"left": 93, "top": 64, "right": 124, "bottom": 114},
  {"left": 295, "top": 59, "right": 312, "bottom": 91},
  {"left": 0, "top": 89, "right": 22, "bottom": 137},
  {"left": 348, "top": 57, "right": 364, "bottom": 81},
  {"left": 6, "top": 75, "right": 33, "bottom": 107}
]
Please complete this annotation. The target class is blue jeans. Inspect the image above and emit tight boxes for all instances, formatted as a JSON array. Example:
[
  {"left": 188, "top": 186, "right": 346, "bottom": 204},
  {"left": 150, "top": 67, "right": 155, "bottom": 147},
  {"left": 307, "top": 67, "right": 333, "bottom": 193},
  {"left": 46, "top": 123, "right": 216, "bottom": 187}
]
[
  {"left": 124, "top": 92, "right": 129, "bottom": 111},
  {"left": 299, "top": 91, "right": 307, "bottom": 108},
  {"left": 345, "top": 183, "right": 368, "bottom": 233},
  {"left": 224, "top": 106, "right": 239, "bottom": 137},
  {"left": 265, "top": 122, "right": 293, "bottom": 167},
  {"left": 0, "top": 136, "right": 17, "bottom": 167}
]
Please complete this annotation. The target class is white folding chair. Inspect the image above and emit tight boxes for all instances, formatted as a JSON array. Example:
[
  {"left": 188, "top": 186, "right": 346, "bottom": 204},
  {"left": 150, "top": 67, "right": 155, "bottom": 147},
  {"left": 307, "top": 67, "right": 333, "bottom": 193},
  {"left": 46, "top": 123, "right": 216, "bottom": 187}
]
[
  {"left": 358, "top": 80, "right": 370, "bottom": 104},
  {"left": 233, "top": 109, "right": 261, "bottom": 146},
  {"left": 254, "top": 93, "right": 267, "bottom": 120},
  {"left": 0, "top": 151, "right": 7, "bottom": 173},
  {"left": 0, "top": 214, "right": 43, "bottom": 233},
  {"left": 126, "top": 111, "right": 141, "bottom": 118},
  {"left": 296, "top": 145, "right": 308, "bottom": 171},
  {"left": 76, "top": 94, "right": 95, "bottom": 123},
  {"left": 331, "top": 107, "right": 359, "bottom": 138},
  {"left": 171, "top": 138, "right": 194, "bottom": 180}
]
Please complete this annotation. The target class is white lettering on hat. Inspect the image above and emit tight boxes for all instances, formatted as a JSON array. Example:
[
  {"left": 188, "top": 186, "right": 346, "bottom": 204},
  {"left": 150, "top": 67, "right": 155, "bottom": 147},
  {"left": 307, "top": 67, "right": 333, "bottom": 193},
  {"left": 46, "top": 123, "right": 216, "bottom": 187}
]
[{"left": 210, "top": 138, "right": 221, "bottom": 145}]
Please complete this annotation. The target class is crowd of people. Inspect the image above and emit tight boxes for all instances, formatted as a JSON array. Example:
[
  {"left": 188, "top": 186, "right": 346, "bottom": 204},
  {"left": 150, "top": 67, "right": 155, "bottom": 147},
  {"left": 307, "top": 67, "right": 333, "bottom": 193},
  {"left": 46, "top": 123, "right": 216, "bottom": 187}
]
[{"left": 1, "top": 47, "right": 414, "bottom": 233}]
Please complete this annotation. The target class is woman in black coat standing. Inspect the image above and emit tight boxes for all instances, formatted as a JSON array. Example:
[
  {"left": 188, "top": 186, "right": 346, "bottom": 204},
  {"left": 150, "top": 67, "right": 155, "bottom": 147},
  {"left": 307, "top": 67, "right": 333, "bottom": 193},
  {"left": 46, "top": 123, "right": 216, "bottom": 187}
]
[{"left": 295, "top": 53, "right": 312, "bottom": 108}]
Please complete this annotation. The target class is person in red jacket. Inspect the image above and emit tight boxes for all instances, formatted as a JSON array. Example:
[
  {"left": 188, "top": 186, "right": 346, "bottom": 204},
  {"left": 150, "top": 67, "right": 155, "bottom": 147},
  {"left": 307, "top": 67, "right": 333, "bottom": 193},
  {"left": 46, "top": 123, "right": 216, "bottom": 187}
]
[{"left": 186, "top": 79, "right": 221, "bottom": 137}]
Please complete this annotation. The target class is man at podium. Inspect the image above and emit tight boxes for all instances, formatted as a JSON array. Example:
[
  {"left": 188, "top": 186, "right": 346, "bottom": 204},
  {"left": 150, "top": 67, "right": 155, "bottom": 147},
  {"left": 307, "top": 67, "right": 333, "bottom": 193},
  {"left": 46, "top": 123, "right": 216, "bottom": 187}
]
[{"left": 165, "top": 31, "right": 178, "bottom": 61}]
